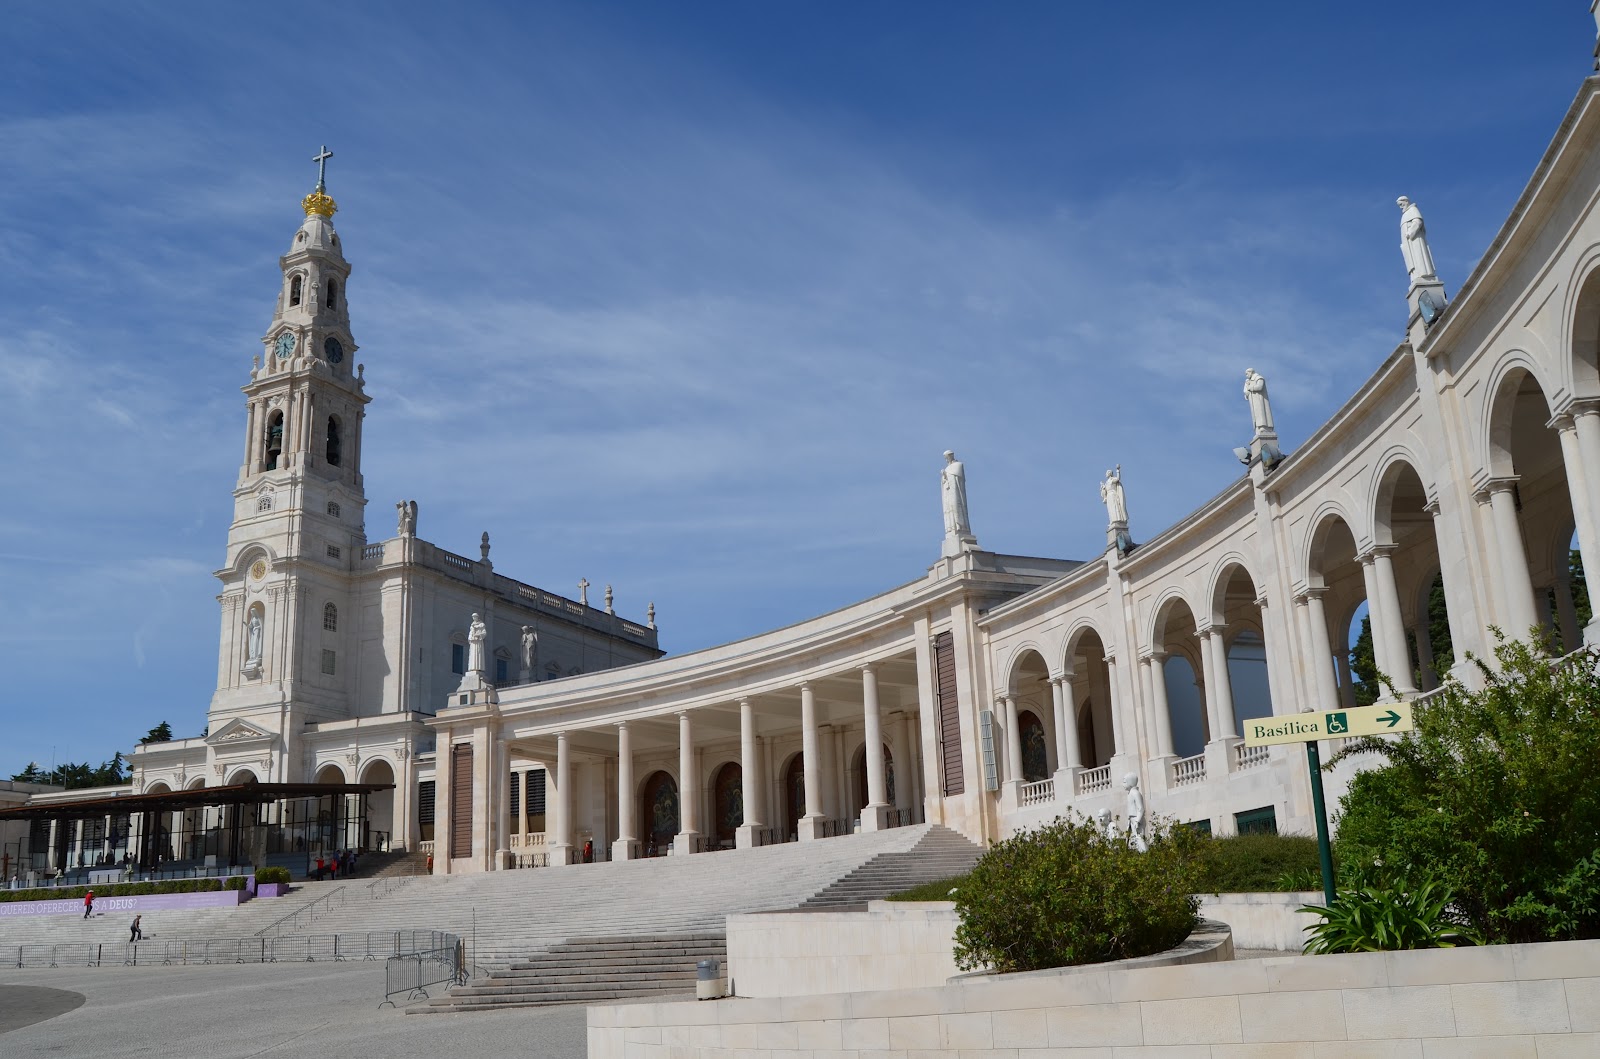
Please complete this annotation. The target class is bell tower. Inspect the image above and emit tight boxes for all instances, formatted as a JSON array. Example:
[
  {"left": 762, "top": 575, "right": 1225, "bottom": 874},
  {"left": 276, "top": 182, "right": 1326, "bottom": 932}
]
[{"left": 208, "top": 148, "right": 372, "bottom": 770}]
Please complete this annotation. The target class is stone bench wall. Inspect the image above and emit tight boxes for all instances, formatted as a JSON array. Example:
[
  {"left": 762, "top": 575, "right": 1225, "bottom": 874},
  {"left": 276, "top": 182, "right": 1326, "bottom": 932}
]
[{"left": 589, "top": 938, "right": 1600, "bottom": 1057}]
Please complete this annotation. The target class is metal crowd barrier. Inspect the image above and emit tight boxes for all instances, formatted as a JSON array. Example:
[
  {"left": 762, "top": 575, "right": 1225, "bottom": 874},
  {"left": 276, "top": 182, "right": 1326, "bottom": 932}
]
[
  {"left": 380, "top": 937, "right": 466, "bottom": 1007},
  {"left": 10, "top": 929, "right": 459, "bottom": 970}
]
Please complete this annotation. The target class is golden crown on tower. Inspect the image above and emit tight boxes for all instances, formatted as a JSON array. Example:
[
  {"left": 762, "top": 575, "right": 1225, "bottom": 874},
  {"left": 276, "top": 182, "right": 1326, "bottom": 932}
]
[{"left": 301, "top": 189, "right": 338, "bottom": 217}]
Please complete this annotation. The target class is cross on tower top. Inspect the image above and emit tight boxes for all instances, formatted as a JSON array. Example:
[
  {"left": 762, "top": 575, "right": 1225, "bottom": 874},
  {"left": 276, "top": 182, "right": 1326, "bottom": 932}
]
[{"left": 313, "top": 145, "right": 333, "bottom": 192}]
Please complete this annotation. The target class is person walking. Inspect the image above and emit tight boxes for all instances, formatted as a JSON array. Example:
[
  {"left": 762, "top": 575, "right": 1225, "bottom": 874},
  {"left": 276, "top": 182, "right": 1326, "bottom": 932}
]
[
  {"left": 83, "top": 890, "right": 94, "bottom": 919},
  {"left": 129, "top": 915, "right": 142, "bottom": 942},
  {"left": 314, "top": 855, "right": 325, "bottom": 881}
]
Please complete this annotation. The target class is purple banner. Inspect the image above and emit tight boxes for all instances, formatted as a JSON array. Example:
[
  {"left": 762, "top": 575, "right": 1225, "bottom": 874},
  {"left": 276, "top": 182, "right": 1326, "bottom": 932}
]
[{"left": 0, "top": 887, "right": 248, "bottom": 918}]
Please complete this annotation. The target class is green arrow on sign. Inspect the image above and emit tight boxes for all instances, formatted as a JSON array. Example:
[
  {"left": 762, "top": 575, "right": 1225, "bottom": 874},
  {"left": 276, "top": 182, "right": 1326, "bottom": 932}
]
[{"left": 1378, "top": 710, "right": 1402, "bottom": 727}]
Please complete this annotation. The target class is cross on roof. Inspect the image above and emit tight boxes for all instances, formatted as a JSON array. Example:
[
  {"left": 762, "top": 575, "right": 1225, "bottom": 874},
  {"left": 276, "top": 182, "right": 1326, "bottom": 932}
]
[{"left": 312, "top": 145, "right": 333, "bottom": 191}]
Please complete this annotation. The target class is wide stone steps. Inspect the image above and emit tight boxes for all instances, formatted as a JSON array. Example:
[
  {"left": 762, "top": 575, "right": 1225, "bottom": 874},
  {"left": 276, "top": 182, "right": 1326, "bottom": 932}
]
[
  {"left": 411, "top": 931, "right": 727, "bottom": 1013},
  {"left": 799, "top": 828, "right": 982, "bottom": 908}
]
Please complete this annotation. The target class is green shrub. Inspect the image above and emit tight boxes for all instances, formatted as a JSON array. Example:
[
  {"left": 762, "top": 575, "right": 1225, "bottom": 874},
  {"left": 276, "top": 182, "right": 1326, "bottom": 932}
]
[
  {"left": 886, "top": 875, "right": 969, "bottom": 902},
  {"left": 0, "top": 878, "right": 226, "bottom": 903},
  {"left": 1194, "top": 833, "right": 1323, "bottom": 892},
  {"left": 1331, "top": 634, "right": 1600, "bottom": 944},
  {"left": 1301, "top": 876, "right": 1480, "bottom": 953},
  {"left": 223, "top": 876, "right": 247, "bottom": 891},
  {"left": 951, "top": 814, "right": 1203, "bottom": 973},
  {"left": 254, "top": 867, "right": 292, "bottom": 885}
]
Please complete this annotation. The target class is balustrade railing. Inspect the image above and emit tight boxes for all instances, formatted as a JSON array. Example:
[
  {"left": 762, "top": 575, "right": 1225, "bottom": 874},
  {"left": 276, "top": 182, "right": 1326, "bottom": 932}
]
[
  {"left": 361, "top": 543, "right": 384, "bottom": 561},
  {"left": 437, "top": 550, "right": 474, "bottom": 571},
  {"left": 1171, "top": 753, "right": 1207, "bottom": 786},
  {"left": 418, "top": 841, "right": 434, "bottom": 857},
  {"left": 1235, "top": 742, "right": 1270, "bottom": 769},
  {"left": 1019, "top": 777, "right": 1054, "bottom": 807},
  {"left": 1077, "top": 764, "right": 1113, "bottom": 794},
  {"left": 508, "top": 832, "right": 546, "bottom": 850}
]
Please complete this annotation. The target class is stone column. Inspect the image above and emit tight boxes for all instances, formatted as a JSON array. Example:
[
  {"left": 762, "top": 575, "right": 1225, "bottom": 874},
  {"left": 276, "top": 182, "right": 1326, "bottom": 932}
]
[
  {"left": 1206, "top": 629, "right": 1239, "bottom": 741},
  {"left": 888, "top": 711, "right": 912, "bottom": 814},
  {"left": 755, "top": 735, "right": 771, "bottom": 826},
  {"left": 494, "top": 749, "right": 511, "bottom": 870},
  {"left": 1300, "top": 590, "right": 1342, "bottom": 713},
  {"left": 1361, "top": 549, "right": 1417, "bottom": 697},
  {"left": 736, "top": 699, "right": 763, "bottom": 849},
  {"left": 832, "top": 726, "right": 848, "bottom": 825},
  {"left": 1412, "top": 621, "right": 1437, "bottom": 692},
  {"left": 1336, "top": 651, "right": 1357, "bottom": 708},
  {"left": 1554, "top": 413, "right": 1600, "bottom": 639},
  {"left": 859, "top": 665, "right": 891, "bottom": 829},
  {"left": 548, "top": 732, "right": 573, "bottom": 866},
  {"left": 1554, "top": 577, "right": 1582, "bottom": 653},
  {"left": 1143, "top": 654, "right": 1175, "bottom": 758},
  {"left": 999, "top": 693, "right": 1023, "bottom": 807},
  {"left": 516, "top": 768, "right": 529, "bottom": 842},
  {"left": 1059, "top": 668, "right": 1085, "bottom": 769},
  {"left": 613, "top": 723, "right": 638, "bottom": 861},
  {"left": 901, "top": 711, "right": 922, "bottom": 815},
  {"left": 1195, "top": 632, "right": 1221, "bottom": 745},
  {"left": 1484, "top": 479, "right": 1540, "bottom": 638},
  {"left": 798, "top": 683, "right": 824, "bottom": 840},
  {"left": 672, "top": 712, "right": 699, "bottom": 855}
]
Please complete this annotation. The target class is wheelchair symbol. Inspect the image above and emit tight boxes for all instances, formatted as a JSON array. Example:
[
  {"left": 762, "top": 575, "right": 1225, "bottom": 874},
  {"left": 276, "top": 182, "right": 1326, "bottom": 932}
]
[{"left": 1325, "top": 712, "right": 1349, "bottom": 734}]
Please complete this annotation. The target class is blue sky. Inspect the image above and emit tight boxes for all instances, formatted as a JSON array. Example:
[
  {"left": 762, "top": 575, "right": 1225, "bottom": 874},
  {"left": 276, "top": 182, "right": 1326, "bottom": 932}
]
[{"left": 0, "top": 2, "right": 1587, "bottom": 774}]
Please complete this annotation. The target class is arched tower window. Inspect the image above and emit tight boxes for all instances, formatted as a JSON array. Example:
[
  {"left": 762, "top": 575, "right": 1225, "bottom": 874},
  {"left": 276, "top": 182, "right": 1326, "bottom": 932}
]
[
  {"left": 326, "top": 416, "right": 342, "bottom": 467},
  {"left": 323, "top": 602, "right": 338, "bottom": 632},
  {"left": 326, "top": 278, "right": 338, "bottom": 310},
  {"left": 326, "top": 501, "right": 341, "bottom": 518},
  {"left": 264, "top": 412, "right": 284, "bottom": 470},
  {"left": 289, "top": 275, "right": 302, "bottom": 307},
  {"left": 257, "top": 494, "right": 273, "bottom": 512}
]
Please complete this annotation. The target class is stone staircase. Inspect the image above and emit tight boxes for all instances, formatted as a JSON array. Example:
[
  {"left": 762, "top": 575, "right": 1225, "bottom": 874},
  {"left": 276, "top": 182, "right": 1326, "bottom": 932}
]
[
  {"left": 798, "top": 825, "right": 982, "bottom": 908},
  {"left": 362, "top": 849, "right": 428, "bottom": 879},
  {"left": 409, "top": 932, "right": 725, "bottom": 1013}
]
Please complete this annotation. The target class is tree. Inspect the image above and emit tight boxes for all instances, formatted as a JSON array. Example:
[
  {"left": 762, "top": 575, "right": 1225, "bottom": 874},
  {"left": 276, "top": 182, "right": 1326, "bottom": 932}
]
[
  {"left": 1572, "top": 550, "right": 1592, "bottom": 630},
  {"left": 1349, "top": 615, "right": 1380, "bottom": 706},
  {"left": 9, "top": 763, "right": 44, "bottom": 783},
  {"left": 1331, "top": 634, "right": 1600, "bottom": 944},
  {"left": 139, "top": 722, "right": 174, "bottom": 744},
  {"left": 1351, "top": 572, "right": 1454, "bottom": 697}
]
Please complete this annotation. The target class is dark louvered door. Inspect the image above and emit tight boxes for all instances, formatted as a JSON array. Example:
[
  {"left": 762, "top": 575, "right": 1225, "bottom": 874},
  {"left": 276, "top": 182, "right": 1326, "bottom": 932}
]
[
  {"left": 935, "top": 631, "right": 965, "bottom": 796},
  {"left": 450, "top": 743, "right": 473, "bottom": 859}
]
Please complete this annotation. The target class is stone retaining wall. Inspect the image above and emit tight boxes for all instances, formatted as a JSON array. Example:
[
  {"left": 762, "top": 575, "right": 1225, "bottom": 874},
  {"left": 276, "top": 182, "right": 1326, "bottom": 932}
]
[{"left": 589, "top": 938, "right": 1600, "bottom": 1056}]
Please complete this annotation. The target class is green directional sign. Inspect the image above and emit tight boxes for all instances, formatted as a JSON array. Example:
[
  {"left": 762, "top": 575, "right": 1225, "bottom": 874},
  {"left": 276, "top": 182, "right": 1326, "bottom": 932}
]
[{"left": 1243, "top": 702, "right": 1414, "bottom": 747}]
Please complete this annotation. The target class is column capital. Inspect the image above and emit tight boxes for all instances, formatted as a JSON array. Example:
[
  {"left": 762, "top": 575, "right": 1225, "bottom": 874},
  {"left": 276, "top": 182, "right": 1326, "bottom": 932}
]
[
  {"left": 1568, "top": 397, "right": 1600, "bottom": 420},
  {"left": 1295, "top": 586, "right": 1327, "bottom": 606},
  {"left": 615, "top": 720, "right": 629, "bottom": 733},
  {"left": 1478, "top": 475, "right": 1520, "bottom": 502},
  {"left": 994, "top": 693, "right": 1011, "bottom": 708},
  {"left": 1254, "top": 592, "right": 1271, "bottom": 609},
  {"left": 1196, "top": 625, "right": 1216, "bottom": 642},
  {"left": 1548, "top": 410, "right": 1579, "bottom": 433},
  {"left": 859, "top": 661, "right": 878, "bottom": 675},
  {"left": 1422, "top": 496, "right": 1442, "bottom": 518},
  {"left": 1141, "top": 649, "right": 1167, "bottom": 665},
  {"left": 737, "top": 697, "right": 752, "bottom": 708}
]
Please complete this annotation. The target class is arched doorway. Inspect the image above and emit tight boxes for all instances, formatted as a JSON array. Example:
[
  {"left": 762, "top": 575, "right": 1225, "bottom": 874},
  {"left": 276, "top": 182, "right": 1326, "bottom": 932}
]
[
  {"left": 640, "top": 771, "right": 678, "bottom": 857},
  {"left": 1017, "top": 712, "right": 1048, "bottom": 781},
  {"left": 1064, "top": 627, "right": 1117, "bottom": 768},
  {"left": 711, "top": 762, "right": 742, "bottom": 849},
  {"left": 1152, "top": 596, "right": 1208, "bottom": 755},
  {"left": 1211, "top": 563, "right": 1275, "bottom": 735},
  {"left": 783, "top": 754, "right": 805, "bottom": 837},
  {"left": 361, "top": 759, "right": 396, "bottom": 852},
  {"left": 1306, "top": 512, "right": 1364, "bottom": 711}
]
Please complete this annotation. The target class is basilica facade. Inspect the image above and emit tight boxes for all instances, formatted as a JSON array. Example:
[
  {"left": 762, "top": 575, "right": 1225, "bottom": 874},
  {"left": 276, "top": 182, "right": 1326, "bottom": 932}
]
[{"left": 122, "top": 69, "right": 1600, "bottom": 876}]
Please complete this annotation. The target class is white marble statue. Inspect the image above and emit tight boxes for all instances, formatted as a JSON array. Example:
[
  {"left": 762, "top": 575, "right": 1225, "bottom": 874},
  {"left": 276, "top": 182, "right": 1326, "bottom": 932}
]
[
  {"left": 604, "top": 584, "right": 614, "bottom": 614},
  {"left": 1244, "top": 369, "right": 1275, "bottom": 436},
  {"left": 1100, "top": 465, "right": 1128, "bottom": 526},
  {"left": 1397, "top": 196, "right": 1438, "bottom": 283},
  {"left": 941, "top": 450, "right": 973, "bottom": 540},
  {"left": 396, "top": 500, "right": 417, "bottom": 537},
  {"left": 1123, "top": 772, "right": 1148, "bottom": 853},
  {"left": 467, "top": 612, "right": 487, "bottom": 675},
  {"left": 245, "top": 609, "right": 263, "bottom": 668},
  {"left": 519, "top": 625, "right": 538, "bottom": 683},
  {"left": 647, "top": 601, "right": 656, "bottom": 629},
  {"left": 1095, "top": 807, "right": 1118, "bottom": 844}
]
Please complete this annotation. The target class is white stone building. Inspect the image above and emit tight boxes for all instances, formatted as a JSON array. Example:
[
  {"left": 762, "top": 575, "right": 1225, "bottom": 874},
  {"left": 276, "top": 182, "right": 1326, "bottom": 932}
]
[{"left": 87, "top": 64, "right": 1600, "bottom": 877}]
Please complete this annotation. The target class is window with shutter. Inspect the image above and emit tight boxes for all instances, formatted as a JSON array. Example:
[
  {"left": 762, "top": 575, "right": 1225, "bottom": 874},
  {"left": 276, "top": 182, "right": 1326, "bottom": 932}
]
[
  {"left": 935, "top": 631, "right": 965, "bottom": 796},
  {"left": 450, "top": 744, "right": 473, "bottom": 859}
]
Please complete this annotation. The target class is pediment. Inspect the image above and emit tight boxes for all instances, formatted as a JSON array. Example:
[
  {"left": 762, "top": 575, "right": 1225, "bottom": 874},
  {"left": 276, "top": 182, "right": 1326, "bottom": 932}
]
[{"left": 206, "top": 719, "right": 275, "bottom": 747}]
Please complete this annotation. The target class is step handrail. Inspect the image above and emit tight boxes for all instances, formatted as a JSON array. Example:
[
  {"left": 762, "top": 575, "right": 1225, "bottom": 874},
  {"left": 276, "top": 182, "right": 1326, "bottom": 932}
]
[{"left": 254, "top": 885, "right": 348, "bottom": 937}]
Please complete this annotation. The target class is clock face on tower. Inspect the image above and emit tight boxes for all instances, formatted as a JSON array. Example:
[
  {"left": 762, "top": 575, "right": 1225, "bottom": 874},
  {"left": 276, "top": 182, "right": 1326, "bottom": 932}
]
[
  {"left": 324, "top": 336, "right": 344, "bottom": 364},
  {"left": 274, "top": 332, "right": 296, "bottom": 359}
]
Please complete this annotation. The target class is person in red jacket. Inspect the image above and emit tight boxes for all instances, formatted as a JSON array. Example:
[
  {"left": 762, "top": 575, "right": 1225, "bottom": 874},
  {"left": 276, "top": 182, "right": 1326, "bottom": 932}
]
[{"left": 83, "top": 890, "right": 94, "bottom": 919}]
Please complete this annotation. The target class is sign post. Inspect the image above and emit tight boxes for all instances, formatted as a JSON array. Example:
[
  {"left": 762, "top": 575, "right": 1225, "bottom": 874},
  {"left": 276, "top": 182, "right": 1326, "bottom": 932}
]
[{"left": 1243, "top": 702, "right": 1416, "bottom": 906}]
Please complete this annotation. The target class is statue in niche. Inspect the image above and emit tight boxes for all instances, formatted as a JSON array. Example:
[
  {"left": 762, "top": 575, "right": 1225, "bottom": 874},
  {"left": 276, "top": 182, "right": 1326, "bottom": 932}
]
[
  {"left": 467, "top": 613, "right": 487, "bottom": 674},
  {"left": 245, "top": 609, "right": 264, "bottom": 669},
  {"left": 1396, "top": 196, "right": 1438, "bottom": 283},
  {"left": 941, "top": 450, "right": 974, "bottom": 540},
  {"left": 396, "top": 500, "right": 417, "bottom": 537},
  {"left": 1123, "top": 773, "right": 1148, "bottom": 852},
  {"left": 519, "top": 625, "right": 538, "bottom": 683},
  {"left": 1100, "top": 465, "right": 1128, "bottom": 526},
  {"left": 1244, "top": 368, "right": 1275, "bottom": 436}
]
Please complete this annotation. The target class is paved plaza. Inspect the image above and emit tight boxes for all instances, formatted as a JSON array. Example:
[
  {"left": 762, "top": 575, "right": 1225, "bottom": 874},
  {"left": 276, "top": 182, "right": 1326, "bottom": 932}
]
[{"left": 0, "top": 963, "right": 587, "bottom": 1058}]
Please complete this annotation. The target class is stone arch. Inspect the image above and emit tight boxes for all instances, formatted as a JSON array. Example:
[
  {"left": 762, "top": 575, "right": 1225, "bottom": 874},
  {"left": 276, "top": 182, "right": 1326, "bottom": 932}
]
[
  {"left": 1063, "top": 626, "right": 1117, "bottom": 768},
  {"left": 1484, "top": 356, "right": 1558, "bottom": 479},
  {"left": 225, "top": 767, "right": 258, "bottom": 785},
  {"left": 231, "top": 544, "right": 278, "bottom": 578},
  {"left": 1302, "top": 502, "right": 1362, "bottom": 589},
  {"left": 315, "top": 763, "right": 347, "bottom": 784},
  {"left": 848, "top": 740, "right": 896, "bottom": 816},
  {"left": 1205, "top": 553, "right": 1260, "bottom": 628},
  {"left": 1562, "top": 253, "right": 1600, "bottom": 398},
  {"left": 1370, "top": 447, "right": 1435, "bottom": 546},
  {"left": 1060, "top": 618, "right": 1111, "bottom": 675},
  {"left": 780, "top": 752, "right": 806, "bottom": 835},
  {"left": 1003, "top": 643, "right": 1051, "bottom": 695},
  {"left": 1147, "top": 587, "right": 1200, "bottom": 655}
]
